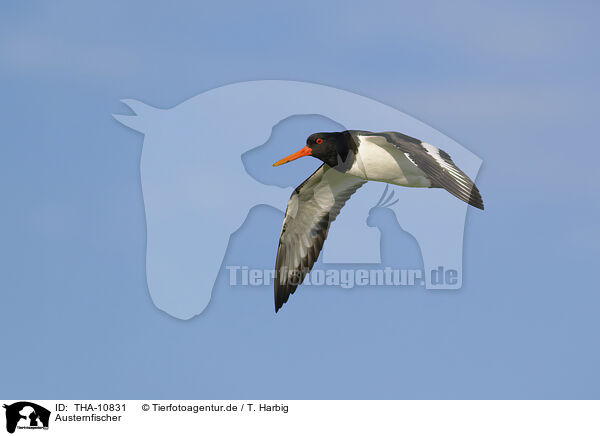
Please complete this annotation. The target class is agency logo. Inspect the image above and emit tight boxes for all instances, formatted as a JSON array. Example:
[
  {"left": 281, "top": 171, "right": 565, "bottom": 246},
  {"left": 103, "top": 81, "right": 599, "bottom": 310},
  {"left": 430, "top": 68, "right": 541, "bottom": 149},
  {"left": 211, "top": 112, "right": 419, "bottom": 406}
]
[
  {"left": 114, "top": 80, "right": 483, "bottom": 319},
  {"left": 3, "top": 402, "right": 50, "bottom": 433}
]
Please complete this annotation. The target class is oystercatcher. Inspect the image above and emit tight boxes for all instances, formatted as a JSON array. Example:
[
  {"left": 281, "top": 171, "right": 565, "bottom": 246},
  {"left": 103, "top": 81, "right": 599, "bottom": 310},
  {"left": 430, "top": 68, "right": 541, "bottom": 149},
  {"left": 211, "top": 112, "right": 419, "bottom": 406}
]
[{"left": 272, "top": 130, "right": 484, "bottom": 312}]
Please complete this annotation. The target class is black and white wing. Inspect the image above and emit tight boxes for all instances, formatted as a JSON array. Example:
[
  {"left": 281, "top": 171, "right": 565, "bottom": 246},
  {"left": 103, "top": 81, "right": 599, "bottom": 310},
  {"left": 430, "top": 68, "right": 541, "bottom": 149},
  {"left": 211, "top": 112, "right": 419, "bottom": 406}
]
[
  {"left": 275, "top": 164, "right": 366, "bottom": 312},
  {"left": 359, "top": 131, "right": 484, "bottom": 209}
]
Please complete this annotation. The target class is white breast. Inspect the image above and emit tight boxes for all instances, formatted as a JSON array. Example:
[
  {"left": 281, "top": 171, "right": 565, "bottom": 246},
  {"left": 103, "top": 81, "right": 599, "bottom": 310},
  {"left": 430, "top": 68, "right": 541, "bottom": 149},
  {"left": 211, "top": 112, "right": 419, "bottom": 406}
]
[{"left": 345, "top": 136, "right": 432, "bottom": 187}]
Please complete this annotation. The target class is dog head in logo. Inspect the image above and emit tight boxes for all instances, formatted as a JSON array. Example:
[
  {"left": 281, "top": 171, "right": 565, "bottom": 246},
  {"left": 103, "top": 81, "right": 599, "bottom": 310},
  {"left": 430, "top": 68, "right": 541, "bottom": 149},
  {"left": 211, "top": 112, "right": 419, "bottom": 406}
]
[{"left": 3, "top": 402, "right": 50, "bottom": 433}]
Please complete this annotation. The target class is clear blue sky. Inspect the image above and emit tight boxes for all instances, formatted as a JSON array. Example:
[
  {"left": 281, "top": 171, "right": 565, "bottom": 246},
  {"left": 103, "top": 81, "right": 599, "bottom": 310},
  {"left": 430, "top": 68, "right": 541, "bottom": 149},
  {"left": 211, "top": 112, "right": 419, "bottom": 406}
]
[{"left": 1, "top": 0, "right": 599, "bottom": 399}]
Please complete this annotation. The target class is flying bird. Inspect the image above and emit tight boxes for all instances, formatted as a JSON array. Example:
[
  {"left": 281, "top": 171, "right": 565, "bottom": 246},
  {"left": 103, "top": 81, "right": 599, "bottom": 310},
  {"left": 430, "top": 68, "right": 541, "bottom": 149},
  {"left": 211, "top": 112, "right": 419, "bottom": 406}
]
[{"left": 272, "top": 130, "right": 484, "bottom": 312}]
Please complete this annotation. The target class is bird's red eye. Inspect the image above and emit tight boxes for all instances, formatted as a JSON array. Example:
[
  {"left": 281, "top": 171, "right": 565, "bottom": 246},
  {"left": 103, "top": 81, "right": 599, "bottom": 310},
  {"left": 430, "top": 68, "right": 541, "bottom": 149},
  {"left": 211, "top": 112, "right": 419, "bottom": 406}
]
[{"left": 316, "top": 138, "right": 323, "bottom": 144}]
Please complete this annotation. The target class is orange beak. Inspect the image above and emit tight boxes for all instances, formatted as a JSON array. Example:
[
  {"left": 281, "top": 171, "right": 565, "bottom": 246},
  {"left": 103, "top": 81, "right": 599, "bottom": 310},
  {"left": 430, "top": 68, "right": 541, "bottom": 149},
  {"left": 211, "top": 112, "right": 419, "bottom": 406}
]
[{"left": 273, "top": 146, "right": 312, "bottom": 167}]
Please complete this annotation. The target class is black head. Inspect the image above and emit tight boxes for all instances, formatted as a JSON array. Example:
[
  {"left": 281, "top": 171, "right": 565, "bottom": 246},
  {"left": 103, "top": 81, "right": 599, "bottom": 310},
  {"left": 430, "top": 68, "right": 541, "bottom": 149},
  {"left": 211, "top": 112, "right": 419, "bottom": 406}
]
[{"left": 273, "top": 131, "right": 356, "bottom": 168}]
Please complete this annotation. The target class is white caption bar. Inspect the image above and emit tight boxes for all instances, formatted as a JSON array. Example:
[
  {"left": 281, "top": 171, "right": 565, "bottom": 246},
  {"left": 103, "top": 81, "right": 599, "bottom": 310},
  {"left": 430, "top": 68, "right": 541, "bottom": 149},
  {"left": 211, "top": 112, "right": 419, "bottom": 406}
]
[{"left": 1, "top": 400, "right": 598, "bottom": 435}]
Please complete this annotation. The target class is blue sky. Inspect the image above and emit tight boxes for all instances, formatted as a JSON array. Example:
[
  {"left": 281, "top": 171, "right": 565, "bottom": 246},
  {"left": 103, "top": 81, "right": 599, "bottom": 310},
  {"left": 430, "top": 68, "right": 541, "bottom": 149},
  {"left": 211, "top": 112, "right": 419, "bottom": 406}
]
[{"left": 1, "top": 0, "right": 599, "bottom": 398}]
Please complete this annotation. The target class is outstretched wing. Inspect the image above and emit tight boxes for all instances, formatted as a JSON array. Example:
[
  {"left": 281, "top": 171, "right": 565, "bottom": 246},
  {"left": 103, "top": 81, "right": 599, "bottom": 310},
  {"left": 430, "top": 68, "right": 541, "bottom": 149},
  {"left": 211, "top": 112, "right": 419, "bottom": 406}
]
[
  {"left": 359, "top": 131, "right": 484, "bottom": 210},
  {"left": 275, "top": 164, "right": 366, "bottom": 312}
]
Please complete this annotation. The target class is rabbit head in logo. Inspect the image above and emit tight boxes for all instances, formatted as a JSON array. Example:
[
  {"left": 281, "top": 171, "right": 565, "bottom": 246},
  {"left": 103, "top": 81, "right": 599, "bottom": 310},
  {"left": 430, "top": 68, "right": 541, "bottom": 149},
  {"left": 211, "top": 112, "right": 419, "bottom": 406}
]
[{"left": 367, "top": 185, "right": 399, "bottom": 230}]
